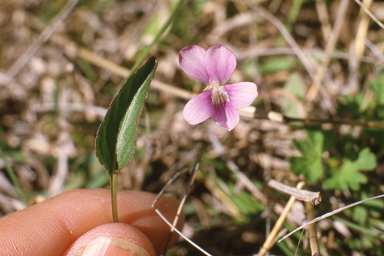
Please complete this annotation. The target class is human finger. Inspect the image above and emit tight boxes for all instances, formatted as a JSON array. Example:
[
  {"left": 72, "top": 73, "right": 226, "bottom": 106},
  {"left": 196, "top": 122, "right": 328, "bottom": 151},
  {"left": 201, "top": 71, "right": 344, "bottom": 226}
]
[{"left": 0, "top": 189, "right": 183, "bottom": 256}]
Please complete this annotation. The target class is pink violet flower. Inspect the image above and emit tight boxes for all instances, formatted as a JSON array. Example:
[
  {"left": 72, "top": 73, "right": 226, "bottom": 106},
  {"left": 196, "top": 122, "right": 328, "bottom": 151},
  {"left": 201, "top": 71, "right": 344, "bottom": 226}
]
[{"left": 179, "top": 44, "right": 258, "bottom": 131}]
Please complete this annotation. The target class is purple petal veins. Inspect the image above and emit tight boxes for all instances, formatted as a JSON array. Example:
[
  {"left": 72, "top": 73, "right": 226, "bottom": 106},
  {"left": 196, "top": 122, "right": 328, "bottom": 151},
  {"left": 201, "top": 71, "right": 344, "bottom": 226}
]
[
  {"left": 182, "top": 90, "right": 214, "bottom": 125},
  {"left": 212, "top": 102, "right": 239, "bottom": 131},
  {"left": 206, "top": 45, "right": 237, "bottom": 85},
  {"left": 178, "top": 45, "right": 209, "bottom": 84},
  {"left": 224, "top": 82, "right": 258, "bottom": 110}
]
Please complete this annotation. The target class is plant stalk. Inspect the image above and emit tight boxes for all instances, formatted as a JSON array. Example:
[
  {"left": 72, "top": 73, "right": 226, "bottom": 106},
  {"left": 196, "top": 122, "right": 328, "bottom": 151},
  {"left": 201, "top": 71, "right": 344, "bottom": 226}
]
[
  {"left": 306, "top": 201, "right": 320, "bottom": 256},
  {"left": 0, "top": 146, "right": 28, "bottom": 206},
  {"left": 258, "top": 182, "right": 305, "bottom": 256},
  {"left": 128, "top": 0, "right": 185, "bottom": 76},
  {"left": 111, "top": 172, "right": 118, "bottom": 222}
]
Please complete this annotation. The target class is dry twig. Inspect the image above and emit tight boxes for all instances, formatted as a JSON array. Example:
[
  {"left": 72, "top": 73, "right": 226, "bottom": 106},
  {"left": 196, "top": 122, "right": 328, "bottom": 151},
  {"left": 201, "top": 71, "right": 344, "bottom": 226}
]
[
  {"left": 306, "top": 0, "right": 350, "bottom": 103},
  {"left": 0, "top": 0, "right": 79, "bottom": 86},
  {"left": 306, "top": 201, "right": 320, "bottom": 256},
  {"left": 244, "top": 0, "right": 336, "bottom": 114},
  {"left": 279, "top": 194, "right": 384, "bottom": 242},
  {"left": 207, "top": 128, "right": 268, "bottom": 205},
  {"left": 355, "top": 0, "right": 374, "bottom": 57},
  {"left": 315, "top": 0, "right": 332, "bottom": 40},
  {"left": 258, "top": 182, "right": 305, "bottom": 256},
  {"left": 268, "top": 180, "right": 321, "bottom": 205},
  {"left": 354, "top": 0, "right": 384, "bottom": 30}
]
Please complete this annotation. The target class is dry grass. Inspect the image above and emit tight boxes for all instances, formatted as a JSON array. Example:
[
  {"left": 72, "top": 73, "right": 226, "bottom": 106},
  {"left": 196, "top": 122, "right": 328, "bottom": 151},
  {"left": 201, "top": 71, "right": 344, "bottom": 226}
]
[{"left": 1, "top": 0, "right": 384, "bottom": 255}]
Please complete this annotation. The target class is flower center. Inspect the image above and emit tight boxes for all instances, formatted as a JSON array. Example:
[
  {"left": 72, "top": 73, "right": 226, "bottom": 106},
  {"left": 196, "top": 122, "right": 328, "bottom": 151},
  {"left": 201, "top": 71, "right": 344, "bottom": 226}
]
[{"left": 211, "top": 86, "right": 229, "bottom": 105}]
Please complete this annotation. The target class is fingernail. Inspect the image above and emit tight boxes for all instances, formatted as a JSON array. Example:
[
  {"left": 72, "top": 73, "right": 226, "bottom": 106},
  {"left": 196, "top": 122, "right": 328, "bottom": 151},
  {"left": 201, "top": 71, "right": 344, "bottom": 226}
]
[{"left": 82, "top": 236, "right": 150, "bottom": 256}]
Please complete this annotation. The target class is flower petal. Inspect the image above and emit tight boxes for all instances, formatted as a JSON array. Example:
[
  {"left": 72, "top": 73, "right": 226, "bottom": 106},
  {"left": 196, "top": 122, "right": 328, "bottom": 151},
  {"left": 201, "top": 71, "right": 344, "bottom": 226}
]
[
  {"left": 224, "top": 82, "right": 258, "bottom": 109},
  {"left": 206, "top": 45, "right": 237, "bottom": 85},
  {"left": 179, "top": 45, "right": 209, "bottom": 85},
  {"left": 183, "top": 90, "right": 214, "bottom": 125},
  {"left": 212, "top": 102, "right": 239, "bottom": 131}
]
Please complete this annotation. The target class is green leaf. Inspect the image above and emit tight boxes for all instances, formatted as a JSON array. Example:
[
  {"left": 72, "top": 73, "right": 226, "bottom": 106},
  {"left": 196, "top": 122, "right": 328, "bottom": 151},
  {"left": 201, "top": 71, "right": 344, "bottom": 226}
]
[
  {"left": 367, "top": 127, "right": 384, "bottom": 145},
  {"left": 258, "top": 57, "right": 293, "bottom": 74},
  {"left": 289, "top": 127, "right": 332, "bottom": 183},
  {"left": 281, "top": 72, "right": 304, "bottom": 119},
  {"left": 352, "top": 189, "right": 384, "bottom": 224},
  {"left": 323, "top": 148, "right": 376, "bottom": 191},
  {"left": 352, "top": 205, "right": 367, "bottom": 224},
  {"left": 289, "top": 157, "right": 323, "bottom": 183},
  {"left": 369, "top": 73, "right": 384, "bottom": 105},
  {"left": 337, "top": 94, "right": 367, "bottom": 119},
  {"left": 228, "top": 184, "right": 264, "bottom": 215},
  {"left": 95, "top": 57, "right": 157, "bottom": 176},
  {"left": 353, "top": 148, "right": 376, "bottom": 170}
]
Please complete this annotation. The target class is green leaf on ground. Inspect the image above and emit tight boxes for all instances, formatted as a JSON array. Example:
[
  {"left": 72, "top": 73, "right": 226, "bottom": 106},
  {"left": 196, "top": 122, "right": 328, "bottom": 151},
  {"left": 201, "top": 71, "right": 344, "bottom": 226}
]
[
  {"left": 369, "top": 73, "right": 384, "bottom": 105},
  {"left": 258, "top": 57, "right": 293, "bottom": 74},
  {"left": 352, "top": 189, "right": 384, "bottom": 224},
  {"left": 323, "top": 148, "right": 376, "bottom": 191},
  {"left": 95, "top": 57, "right": 157, "bottom": 177},
  {"left": 337, "top": 93, "right": 367, "bottom": 119},
  {"left": 281, "top": 72, "right": 304, "bottom": 119},
  {"left": 289, "top": 127, "right": 333, "bottom": 183}
]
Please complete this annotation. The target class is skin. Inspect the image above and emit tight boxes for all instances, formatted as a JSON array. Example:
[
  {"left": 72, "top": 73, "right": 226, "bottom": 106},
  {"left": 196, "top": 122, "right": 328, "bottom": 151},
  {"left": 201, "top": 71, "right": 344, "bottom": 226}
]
[{"left": 0, "top": 189, "right": 184, "bottom": 256}]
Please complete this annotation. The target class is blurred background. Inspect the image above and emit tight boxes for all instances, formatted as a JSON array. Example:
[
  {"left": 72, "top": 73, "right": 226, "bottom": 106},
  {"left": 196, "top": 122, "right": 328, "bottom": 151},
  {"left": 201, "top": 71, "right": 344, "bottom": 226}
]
[{"left": 1, "top": 0, "right": 384, "bottom": 255}]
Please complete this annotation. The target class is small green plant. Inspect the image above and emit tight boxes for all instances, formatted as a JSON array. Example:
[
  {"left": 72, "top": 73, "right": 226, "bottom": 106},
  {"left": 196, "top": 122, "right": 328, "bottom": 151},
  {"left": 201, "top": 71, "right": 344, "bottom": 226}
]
[
  {"left": 323, "top": 148, "right": 376, "bottom": 191},
  {"left": 288, "top": 127, "right": 333, "bottom": 183},
  {"left": 95, "top": 57, "right": 157, "bottom": 222},
  {"left": 289, "top": 72, "right": 384, "bottom": 193}
]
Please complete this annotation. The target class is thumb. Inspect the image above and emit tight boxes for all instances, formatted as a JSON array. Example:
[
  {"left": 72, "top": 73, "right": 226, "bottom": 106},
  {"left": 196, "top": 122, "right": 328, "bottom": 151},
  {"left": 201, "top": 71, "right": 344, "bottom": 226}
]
[
  {"left": 64, "top": 223, "right": 156, "bottom": 256},
  {"left": 0, "top": 189, "right": 183, "bottom": 256}
]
